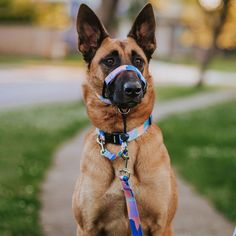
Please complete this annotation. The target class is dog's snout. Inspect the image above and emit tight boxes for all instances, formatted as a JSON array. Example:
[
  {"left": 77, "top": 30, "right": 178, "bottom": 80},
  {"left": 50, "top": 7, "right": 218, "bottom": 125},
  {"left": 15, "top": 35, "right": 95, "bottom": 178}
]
[
  {"left": 108, "top": 70, "right": 144, "bottom": 108},
  {"left": 124, "top": 81, "right": 142, "bottom": 98}
]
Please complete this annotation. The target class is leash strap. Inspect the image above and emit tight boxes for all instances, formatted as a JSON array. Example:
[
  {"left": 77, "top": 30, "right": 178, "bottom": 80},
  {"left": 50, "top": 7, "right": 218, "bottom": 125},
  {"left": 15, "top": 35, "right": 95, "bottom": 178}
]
[{"left": 119, "top": 175, "right": 143, "bottom": 236}]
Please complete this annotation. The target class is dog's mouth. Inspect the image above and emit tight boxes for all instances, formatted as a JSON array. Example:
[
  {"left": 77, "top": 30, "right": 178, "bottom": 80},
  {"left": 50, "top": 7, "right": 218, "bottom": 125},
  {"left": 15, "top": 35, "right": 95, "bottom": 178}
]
[
  {"left": 101, "top": 65, "right": 147, "bottom": 109},
  {"left": 110, "top": 88, "right": 144, "bottom": 109},
  {"left": 116, "top": 99, "right": 141, "bottom": 109},
  {"left": 105, "top": 72, "right": 145, "bottom": 109}
]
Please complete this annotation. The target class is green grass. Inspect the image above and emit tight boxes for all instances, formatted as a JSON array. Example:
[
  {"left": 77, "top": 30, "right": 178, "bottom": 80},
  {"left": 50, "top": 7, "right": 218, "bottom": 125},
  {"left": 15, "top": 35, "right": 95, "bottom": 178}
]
[
  {"left": 1, "top": 53, "right": 235, "bottom": 72},
  {"left": 159, "top": 99, "right": 236, "bottom": 222},
  {"left": 156, "top": 85, "right": 215, "bottom": 101},
  {"left": 0, "top": 102, "right": 88, "bottom": 236},
  {"left": 157, "top": 54, "right": 236, "bottom": 72},
  {"left": 0, "top": 54, "right": 84, "bottom": 67},
  {"left": 0, "top": 85, "right": 224, "bottom": 235}
]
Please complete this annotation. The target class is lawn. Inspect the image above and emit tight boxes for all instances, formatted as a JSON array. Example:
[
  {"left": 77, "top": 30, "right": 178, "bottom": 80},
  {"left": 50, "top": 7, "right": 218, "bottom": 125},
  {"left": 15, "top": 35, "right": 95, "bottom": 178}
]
[
  {"left": 156, "top": 85, "right": 215, "bottom": 101},
  {"left": 0, "top": 85, "right": 220, "bottom": 235},
  {"left": 1, "top": 53, "right": 235, "bottom": 72},
  {"left": 157, "top": 54, "right": 236, "bottom": 72},
  {"left": 0, "top": 102, "right": 88, "bottom": 236},
  {"left": 0, "top": 54, "right": 84, "bottom": 67},
  {"left": 159, "top": 99, "right": 236, "bottom": 222}
]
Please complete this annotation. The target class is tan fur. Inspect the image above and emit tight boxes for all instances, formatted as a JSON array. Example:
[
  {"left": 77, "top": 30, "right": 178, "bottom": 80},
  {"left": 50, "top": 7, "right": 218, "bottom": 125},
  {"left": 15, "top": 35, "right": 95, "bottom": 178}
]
[{"left": 73, "top": 37, "right": 178, "bottom": 235}]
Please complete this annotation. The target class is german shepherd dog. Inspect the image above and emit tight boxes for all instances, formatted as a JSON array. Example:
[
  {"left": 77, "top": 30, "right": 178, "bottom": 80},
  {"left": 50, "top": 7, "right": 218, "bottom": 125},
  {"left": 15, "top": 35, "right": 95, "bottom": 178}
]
[{"left": 73, "top": 3, "right": 177, "bottom": 236}]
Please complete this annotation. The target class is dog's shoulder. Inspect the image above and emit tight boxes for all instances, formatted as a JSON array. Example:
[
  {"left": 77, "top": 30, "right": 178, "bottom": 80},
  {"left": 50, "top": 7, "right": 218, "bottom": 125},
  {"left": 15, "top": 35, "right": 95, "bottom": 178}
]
[{"left": 145, "top": 123, "right": 164, "bottom": 143}]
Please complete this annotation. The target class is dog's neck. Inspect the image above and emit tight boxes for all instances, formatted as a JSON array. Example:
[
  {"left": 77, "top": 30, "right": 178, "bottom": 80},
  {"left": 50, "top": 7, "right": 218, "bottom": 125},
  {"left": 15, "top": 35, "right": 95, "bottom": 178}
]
[{"left": 83, "top": 79, "right": 155, "bottom": 133}]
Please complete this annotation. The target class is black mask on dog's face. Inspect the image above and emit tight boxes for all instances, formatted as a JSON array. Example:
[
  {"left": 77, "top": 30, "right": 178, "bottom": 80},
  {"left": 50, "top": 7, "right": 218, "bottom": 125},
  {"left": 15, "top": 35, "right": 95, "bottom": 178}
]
[{"left": 102, "top": 65, "right": 147, "bottom": 109}]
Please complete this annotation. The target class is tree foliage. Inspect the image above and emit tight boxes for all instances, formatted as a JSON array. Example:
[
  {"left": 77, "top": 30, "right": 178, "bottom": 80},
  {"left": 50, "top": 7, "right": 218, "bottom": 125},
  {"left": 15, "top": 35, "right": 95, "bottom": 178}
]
[
  {"left": 127, "top": 0, "right": 148, "bottom": 19},
  {"left": 98, "top": 0, "right": 119, "bottom": 34},
  {"left": 0, "top": 0, "right": 35, "bottom": 24},
  {"left": 0, "top": 0, "right": 69, "bottom": 28},
  {"left": 181, "top": 0, "right": 236, "bottom": 50},
  {"left": 179, "top": 0, "right": 235, "bottom": 86}
]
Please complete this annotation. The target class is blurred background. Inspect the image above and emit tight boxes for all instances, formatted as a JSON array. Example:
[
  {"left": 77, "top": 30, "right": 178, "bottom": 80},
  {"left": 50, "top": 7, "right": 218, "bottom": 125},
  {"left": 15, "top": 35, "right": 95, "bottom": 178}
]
[
  {"left": 0, "top": 0, "right": 236, "bottom": 90},
  {"left": 0, "top": 0, "right": 236, "bottom": 78},
  {"left": 0, "top": 0, "right": 235, "bottom": 236}
]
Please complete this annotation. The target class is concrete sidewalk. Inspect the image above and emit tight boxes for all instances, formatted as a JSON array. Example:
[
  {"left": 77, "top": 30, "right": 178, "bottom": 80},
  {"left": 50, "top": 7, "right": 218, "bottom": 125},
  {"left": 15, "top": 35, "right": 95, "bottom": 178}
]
[{"left": 40, "top": 90, "right": 235, "bottom": 236}]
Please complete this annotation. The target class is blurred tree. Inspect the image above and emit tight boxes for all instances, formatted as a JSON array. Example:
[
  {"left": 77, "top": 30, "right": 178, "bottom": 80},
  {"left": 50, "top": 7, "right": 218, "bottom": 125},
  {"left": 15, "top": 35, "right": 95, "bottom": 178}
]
[
  {"left": 0, "top": 0, "right": 69, "bottom": 28},
  {"left": 197, "top": 0, "right": 231, "bottom": 87},
  {"left": 127, "top": 0, "right": 148, "bottom": 19},
  {"left": 98, "top": 0, "right": 120, "bottom": 35},
  {"left": 0, "top": 0, "right": 35, "bottom": 24},
  {"left": 34, "top": 2, "right": 69, "bottom": 29},
  {"left": 181, "top": 0, "right": 235, "bottom": 87}
]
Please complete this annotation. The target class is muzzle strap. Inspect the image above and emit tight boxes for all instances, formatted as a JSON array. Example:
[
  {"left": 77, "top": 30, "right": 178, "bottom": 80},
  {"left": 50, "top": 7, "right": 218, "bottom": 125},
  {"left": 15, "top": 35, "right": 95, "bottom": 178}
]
[
  {"left": 96, "top": 94, "right": 112, "bottom": 105},
  {"left": 97, "top": 65, "right": 147, "bottom": 104},
  {"left": 104, "top": 65, "right": 146, "bottom": 86}
]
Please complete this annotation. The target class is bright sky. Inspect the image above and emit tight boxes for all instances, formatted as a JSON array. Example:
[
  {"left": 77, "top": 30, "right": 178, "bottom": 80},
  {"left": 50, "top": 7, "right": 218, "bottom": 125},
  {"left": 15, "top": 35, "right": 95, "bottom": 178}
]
[{"left": 198, "top": 0, "right": 222, "bottom": 10}]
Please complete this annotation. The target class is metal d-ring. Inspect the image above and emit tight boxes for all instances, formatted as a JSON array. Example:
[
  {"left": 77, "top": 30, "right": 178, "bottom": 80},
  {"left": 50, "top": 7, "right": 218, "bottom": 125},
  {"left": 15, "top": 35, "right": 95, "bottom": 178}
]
[
  {"left": 118, "top": 108, "right": 131, "bottom": 115},
  {"left": 119, "top": 168, "right": 130, "bottom": 179}
]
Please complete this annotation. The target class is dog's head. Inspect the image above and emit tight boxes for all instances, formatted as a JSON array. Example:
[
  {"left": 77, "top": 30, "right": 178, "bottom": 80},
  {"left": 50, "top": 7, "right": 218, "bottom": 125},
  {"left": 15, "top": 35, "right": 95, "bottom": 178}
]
[{"left": 77, "top": 3, "right": 156, "bottom": 111}]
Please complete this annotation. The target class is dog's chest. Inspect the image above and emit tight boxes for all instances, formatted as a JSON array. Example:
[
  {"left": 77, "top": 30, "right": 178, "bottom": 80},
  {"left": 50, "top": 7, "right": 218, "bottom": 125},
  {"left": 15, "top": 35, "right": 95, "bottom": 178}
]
[
  {"left": 76, "top": 126, "right": 172, "bottom": 233},
  {"left": 78, "top": 182, "right": 169, "bottom": 234},
  {"left": 88, "top": 177, "right": 165, "bottom": 234}
]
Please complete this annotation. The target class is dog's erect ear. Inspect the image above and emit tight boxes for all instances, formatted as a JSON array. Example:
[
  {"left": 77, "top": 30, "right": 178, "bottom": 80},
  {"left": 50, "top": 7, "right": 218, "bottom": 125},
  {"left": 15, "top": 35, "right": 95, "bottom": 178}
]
[
  {"left": 128, "top": 3, "right": 156, "bottom": 60},
  {"left": 77, "top": 4, "right": 109, "bottom": 64}
]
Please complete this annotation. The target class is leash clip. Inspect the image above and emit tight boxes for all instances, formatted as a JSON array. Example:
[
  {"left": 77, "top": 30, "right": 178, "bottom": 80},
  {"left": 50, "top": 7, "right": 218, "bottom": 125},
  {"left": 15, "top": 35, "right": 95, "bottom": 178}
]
[
  {"left": 96, "top": 137, "right": 105, "bottom": 155},
  {"left": 119, "top": 168, "right": 130, "bottom": 179}
]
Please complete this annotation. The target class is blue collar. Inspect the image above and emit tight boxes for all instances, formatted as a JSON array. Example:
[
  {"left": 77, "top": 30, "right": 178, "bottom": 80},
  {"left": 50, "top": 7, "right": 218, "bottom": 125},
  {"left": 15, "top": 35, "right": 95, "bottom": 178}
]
[{"left": 96, "top": 115, "right": 152, "bottom": 160}]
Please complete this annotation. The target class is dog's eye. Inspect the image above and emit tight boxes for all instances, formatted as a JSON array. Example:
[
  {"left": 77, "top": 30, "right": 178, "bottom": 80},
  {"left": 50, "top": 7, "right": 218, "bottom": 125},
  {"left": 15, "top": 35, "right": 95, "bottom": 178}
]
[
  {"left": 134, "top": 58, "right": 143, "bottom": 67},
  {"left": 104, "top": 58, "right": 115, "bottom": 66}
]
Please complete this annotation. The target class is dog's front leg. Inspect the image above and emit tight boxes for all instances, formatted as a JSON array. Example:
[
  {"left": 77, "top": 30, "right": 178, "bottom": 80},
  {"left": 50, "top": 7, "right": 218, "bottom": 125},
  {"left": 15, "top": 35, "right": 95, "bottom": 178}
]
[
  {"left": 163, "top": 224, "right": 173, "bottom": 236},
  {"left": 150, "top": 227, "right": 172, "bottom": 236},
  {"left": 151, "top": 224, "right": 173, "bottom": 236},
  {"left": 76, "top": 225, "right": 90, "bottom": 236},
  {"left": 148, "top": 212, "right": 172, "bottom": 236}
]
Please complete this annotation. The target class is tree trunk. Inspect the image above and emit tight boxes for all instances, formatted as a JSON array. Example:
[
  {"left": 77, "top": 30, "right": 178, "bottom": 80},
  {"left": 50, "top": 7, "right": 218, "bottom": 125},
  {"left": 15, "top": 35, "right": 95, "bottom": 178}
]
[
  {"left": 196, "top": 0, "right": 230, "bottom": 87},
  {"left": 98, "top": 0, "right": 120, "bottom": 36},
  {"left": 197, "top": 48, "right": 214, "bottom": 87}
]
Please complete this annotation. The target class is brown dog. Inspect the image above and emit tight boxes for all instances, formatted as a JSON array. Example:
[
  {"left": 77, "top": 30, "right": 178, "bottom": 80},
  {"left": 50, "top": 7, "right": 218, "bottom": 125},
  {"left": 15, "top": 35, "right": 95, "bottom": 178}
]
[{"left": 73, "top": 3, "right": 177, "bottom": 236}]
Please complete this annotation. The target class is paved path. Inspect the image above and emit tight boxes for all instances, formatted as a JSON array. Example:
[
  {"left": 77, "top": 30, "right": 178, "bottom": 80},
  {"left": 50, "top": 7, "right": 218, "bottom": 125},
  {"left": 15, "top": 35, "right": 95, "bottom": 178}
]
[
  {"left": 0, "top": 65, "right": 85, "bottom": 110},
  {"left": 0, "top": 62, "right": 236, "bottom": 110},
  {"left": 40, "top": 90, "right": 235, "bottom": 236},
  {"left": 150, "top": 61, "right": 236, "bottom": 87}
]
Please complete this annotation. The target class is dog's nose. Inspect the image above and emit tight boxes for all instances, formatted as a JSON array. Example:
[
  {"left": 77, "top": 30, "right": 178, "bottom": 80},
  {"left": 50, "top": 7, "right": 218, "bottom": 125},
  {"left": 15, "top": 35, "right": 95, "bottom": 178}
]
[{"left": 124, "top": 81, "right": 142, "bottom": 97}]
